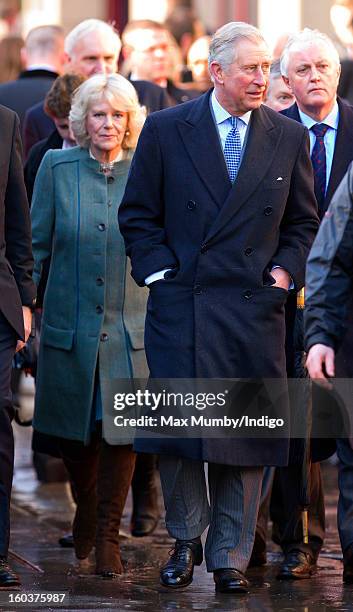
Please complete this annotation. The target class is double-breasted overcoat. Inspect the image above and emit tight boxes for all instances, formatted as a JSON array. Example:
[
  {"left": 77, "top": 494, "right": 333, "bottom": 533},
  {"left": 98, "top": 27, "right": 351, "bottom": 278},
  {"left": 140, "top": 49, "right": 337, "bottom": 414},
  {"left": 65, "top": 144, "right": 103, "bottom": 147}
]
[{"left": 119, "top": 91, "right": 319, "bottom": 466}]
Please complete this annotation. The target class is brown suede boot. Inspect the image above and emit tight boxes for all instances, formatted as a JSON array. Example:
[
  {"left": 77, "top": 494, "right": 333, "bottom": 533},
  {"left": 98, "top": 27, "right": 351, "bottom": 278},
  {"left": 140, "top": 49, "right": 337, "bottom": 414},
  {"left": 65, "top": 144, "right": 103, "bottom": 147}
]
[
  {"left": 60, "top": 438, "right": 99, "bottom": 560},
  {"left": 95, "top": 443, "right": 136, "bottom": 578}
]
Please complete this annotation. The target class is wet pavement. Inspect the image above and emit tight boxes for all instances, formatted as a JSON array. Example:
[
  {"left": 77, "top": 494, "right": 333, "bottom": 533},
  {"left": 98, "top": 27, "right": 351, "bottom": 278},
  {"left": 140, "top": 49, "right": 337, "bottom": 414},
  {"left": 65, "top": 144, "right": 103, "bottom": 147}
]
[{"left": 3, "top": 378, "right": 353, "bottom": 611}]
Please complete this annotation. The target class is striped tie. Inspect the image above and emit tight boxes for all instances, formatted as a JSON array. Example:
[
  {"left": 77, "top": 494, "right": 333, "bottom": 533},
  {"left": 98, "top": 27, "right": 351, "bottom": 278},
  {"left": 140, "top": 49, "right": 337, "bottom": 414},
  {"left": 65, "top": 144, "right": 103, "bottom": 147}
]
[
  {"left": 224, "top": 116, "right": 242, "bottom": 182},
  {"left": 311, "top": 123, "right": 329, "bottom": 217}
]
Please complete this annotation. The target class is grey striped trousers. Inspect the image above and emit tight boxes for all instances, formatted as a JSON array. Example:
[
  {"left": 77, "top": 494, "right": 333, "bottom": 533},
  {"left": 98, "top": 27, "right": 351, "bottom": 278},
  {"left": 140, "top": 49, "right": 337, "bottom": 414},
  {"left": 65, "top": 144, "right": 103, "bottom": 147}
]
[{"left": 159, "top": 455, "right": 263, "bottom": 572}]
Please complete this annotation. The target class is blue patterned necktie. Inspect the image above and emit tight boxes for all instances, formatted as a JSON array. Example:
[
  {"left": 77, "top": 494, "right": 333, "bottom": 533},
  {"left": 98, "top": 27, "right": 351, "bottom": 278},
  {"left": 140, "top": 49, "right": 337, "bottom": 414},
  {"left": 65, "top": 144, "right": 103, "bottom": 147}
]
[
  {"left": 224, "top": 116, "right": 242, "bottom": 182},
  {"left": 311, "top": 123, "right": 329, "bottom": 217}
]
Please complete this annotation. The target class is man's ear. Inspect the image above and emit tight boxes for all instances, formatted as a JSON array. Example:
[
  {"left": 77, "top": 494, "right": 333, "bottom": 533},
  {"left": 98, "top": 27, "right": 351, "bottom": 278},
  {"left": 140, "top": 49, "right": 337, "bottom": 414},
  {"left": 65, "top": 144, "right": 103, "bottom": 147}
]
[
  {"left": 20, "top": 47, "right": 28, "bottom": 69},
  {"left": 282, "top": 74, "right": 293, "bottom": 92},
  {"left": 209, "top": 61, "right": 224, "bottom": 85}
]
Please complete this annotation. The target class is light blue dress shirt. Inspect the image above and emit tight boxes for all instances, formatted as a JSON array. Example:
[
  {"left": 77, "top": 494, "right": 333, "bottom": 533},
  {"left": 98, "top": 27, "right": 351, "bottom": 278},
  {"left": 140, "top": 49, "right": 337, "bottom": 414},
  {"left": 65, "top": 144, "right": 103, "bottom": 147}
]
[
  {"left": 210, "top": 90, "right": 251, "bottom": 155},
  {"left": 298, "top": 101, "right": 339, "bottom": 192}
]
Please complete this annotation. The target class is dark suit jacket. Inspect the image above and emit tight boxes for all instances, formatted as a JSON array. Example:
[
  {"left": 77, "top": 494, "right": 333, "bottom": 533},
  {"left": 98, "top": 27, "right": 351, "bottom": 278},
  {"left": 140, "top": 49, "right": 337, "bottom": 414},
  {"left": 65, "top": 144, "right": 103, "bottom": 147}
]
[
  {"left": 24, "top": 129, "right": 63, "bottom": 204},
  {"left": 23, "top": 78, "right": 171, "bottom": 159},
  {"left": 282, "top": 98, "right": 353, "bottom": 461},
  {"left": 119, "top": 90, "right": 318, "bottom": 466},
  {"left": 0, "top": 105, "right": 36, "bottom": 338},
  {"left": 0, "top": 69, "right": 57, "bottom": 132},
  {"left": 338, "top": 59, "right": 353, "bottom": 105},
  {"left": 166, "top": 78, "right": 200, "bottom": 105}
]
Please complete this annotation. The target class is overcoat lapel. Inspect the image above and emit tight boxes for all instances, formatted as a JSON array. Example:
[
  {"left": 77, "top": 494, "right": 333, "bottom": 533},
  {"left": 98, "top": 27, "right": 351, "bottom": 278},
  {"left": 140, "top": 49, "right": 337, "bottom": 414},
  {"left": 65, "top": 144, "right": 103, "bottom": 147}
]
[
  {"left": 325, "top": 98, "right": 353, "bottom": 205},
  {"left": 176, "top": 91, "right": 231, "bottom": 209},
  {"left": 205, "top": 106, "right": 283, "bottom": 243}
]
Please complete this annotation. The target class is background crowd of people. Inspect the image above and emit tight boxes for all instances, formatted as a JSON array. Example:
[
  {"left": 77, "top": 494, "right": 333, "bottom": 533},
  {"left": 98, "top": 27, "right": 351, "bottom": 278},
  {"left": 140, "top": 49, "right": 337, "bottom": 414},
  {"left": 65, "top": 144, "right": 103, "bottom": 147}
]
[{"left": 1, "top": 3, "right": 353, "bottom": 598}]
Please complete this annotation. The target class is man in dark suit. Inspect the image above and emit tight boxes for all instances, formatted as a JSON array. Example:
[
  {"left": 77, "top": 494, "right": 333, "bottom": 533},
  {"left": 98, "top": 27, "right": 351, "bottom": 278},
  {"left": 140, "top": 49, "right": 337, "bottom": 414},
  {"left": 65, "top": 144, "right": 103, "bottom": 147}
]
[
  {"left": 23, "top": 18, "right": 170, "bottom": 158},
  {"left": 254, "top": 28, "right": 353, "bottom": 581},
  {"left": 0, "top": 105, "right": 36, "bottom": 587},
  {"left": 119, "top": 21, "right": 318, "bottom": 594},
  {"left": 0, "top": 25, "right": 64, "bottom": 130}
]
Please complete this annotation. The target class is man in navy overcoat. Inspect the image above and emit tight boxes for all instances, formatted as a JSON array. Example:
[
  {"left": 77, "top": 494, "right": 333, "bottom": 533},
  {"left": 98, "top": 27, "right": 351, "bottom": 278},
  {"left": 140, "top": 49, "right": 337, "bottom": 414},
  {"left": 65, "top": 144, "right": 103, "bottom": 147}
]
[{"left": 119, "top": 21, "right": 319, "bottom": 594}]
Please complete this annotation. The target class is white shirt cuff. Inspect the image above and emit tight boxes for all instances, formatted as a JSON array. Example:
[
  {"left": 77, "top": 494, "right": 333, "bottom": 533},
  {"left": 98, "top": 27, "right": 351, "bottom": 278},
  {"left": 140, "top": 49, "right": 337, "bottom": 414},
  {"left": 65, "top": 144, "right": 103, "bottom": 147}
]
[{"left": 145, "top": 268, "right": 172, "bottom": 285}]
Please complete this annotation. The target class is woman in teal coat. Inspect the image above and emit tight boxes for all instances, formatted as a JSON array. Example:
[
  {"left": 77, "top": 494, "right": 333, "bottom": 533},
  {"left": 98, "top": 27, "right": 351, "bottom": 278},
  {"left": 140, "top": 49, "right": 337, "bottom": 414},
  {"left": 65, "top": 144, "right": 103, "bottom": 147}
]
[{"left": 31, "top": 74, "right": 148, "bottom": 577}]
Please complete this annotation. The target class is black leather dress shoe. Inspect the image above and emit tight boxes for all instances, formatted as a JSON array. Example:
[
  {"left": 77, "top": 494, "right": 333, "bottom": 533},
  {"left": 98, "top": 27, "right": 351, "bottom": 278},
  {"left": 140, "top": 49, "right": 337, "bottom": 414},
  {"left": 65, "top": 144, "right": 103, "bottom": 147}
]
[
  {"left": 58, "top": 533, "right": 74, "bottom": 548},
  {"left": 214, "top": 568, "right": 249, "bottom": 594},
  {"left": 343, "top": 543, "right": 353, "bottom": 583},
  {"left": 160, "top": 540, "right": 203, "bottom": 588},
  {"left": 277, "top": 550, "right": 316, "bottom": 580},
  {"left": 0, "top": 558, "right": 21, "bottom": 588}
]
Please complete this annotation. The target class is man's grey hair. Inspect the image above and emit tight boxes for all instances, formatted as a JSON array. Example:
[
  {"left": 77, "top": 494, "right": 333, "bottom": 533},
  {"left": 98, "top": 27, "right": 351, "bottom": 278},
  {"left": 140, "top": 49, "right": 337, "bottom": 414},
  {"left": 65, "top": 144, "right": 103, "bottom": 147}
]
[
  {"left": 208, "top": 22, "right": 267, "bottom": 73},
  {"left": 280, "top": 28, "right": 340, "bottom": 77},
  {"left": 269, "top": 59, "right": 282, "bottom": 81},
  {"left": 64, "top": 19, "right": 121, "bottom": 58}
]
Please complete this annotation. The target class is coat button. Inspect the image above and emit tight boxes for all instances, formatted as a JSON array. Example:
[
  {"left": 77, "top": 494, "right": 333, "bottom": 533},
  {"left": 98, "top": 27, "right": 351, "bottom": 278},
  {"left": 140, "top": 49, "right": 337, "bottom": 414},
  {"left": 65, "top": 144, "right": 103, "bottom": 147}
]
[
  {"left": 96, "top": 277, "right": 104, "bottom": 286},
  {"left": 244, "top": 247, "right": 253, "bottom": 256},
  {"left": 243, "top": 290, "right": 253, "bottom": 300},
  {"left": 96, "top": 305, "right": 103, "bottom": 314},
  {"left": 194, "top": 284, "right": 202, "bottom": 295},
  {"left": 100, "top": 332, "right": 108, "bottom": 341},
  {"left": 187, "top": 200, "right": 196, "bottom": 210},
  {"left": 264, "top": 206, "right": 273, "bottom": 215},
  {"left": 107, "top": 176, "right": 114, "bottom": 184},
  {"left": 98, "top": 223, "right": 106, "bottom": 231},
  {"left": 200, "top": 243, "right": 208, "bottom": 253}
]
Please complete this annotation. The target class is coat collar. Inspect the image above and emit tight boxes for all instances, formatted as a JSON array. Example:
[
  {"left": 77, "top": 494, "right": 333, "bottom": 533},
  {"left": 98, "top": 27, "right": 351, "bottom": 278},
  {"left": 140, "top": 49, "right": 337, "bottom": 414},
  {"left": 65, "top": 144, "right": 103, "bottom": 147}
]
[
  {"left": 326, "top": 97, "right": 353, "bottom": 204},
  {"left": 281, "top": 102, "right": 301, "bottom": 122},
  {"left": 18, "top": 68, "right": 58, "bottom": 80},
  {"left": 176, "top": 90, "right": 232, "bottom": 209},
  {"left": 205, "top": 104, "right": 283, "bottom": 243}
]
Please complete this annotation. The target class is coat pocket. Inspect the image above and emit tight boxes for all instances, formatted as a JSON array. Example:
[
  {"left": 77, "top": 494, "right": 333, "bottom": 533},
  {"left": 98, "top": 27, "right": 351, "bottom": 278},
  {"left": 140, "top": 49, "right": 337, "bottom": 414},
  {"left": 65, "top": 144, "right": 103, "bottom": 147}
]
[{"left": 42, "top": 322, "right": 74, "bottom": 351}]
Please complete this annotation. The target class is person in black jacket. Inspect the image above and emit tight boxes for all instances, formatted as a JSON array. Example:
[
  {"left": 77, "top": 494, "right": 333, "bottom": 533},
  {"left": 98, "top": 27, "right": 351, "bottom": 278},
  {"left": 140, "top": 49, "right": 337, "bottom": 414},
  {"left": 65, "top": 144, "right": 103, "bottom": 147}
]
[
  {"left": 121, "top": 19, "right": 200, "bottom": 105},
  {"left": 23, "top": 19, "right": 170, "bottom": 159},
  {"left": 0, "top": 105, "right": 36, "bottom": 588},
  {"left": 0, "top": 25, "right": 65, "bottom": 130},
  {"left": 253, "top": 27, "right": 353, "bottom": 582},
  {"left": 306, "top": 162, "right": 353, "bottom": 584}
]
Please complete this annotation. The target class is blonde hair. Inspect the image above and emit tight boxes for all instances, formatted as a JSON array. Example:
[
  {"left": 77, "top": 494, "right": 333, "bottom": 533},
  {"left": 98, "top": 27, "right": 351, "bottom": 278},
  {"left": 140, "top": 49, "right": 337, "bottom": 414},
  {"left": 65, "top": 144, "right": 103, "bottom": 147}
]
[{"left": 69, "top": 73, "right": 146, "bottom": 150}]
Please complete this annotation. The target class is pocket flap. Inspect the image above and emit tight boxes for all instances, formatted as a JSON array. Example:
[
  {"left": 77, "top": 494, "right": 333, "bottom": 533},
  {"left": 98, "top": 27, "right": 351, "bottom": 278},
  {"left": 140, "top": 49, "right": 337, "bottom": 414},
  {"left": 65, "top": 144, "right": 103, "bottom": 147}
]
[
  {"left": 127, "top": 328, "right": 144, "bottom": 350},
  {"left": 42, "top": 323, "right": 74, "bottom": 350}
]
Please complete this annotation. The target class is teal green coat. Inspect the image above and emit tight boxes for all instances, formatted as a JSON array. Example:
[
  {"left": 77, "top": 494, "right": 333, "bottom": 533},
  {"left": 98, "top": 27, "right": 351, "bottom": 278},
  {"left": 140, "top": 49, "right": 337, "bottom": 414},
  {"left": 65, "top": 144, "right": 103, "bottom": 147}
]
[{"left": 31, "top": 146, "right": 148, "bottom": 444}]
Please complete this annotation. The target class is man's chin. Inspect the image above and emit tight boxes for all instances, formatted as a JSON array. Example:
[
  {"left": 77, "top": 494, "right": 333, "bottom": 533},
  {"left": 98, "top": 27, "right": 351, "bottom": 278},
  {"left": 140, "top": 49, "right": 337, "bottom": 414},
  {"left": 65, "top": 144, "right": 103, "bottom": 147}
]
[{"left": 246, "top": 96, "right": 264, "bottom": 109}]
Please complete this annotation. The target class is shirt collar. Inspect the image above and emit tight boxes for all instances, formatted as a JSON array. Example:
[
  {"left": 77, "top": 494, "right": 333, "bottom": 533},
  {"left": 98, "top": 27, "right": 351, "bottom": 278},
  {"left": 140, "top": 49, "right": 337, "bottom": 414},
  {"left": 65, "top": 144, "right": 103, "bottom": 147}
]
[
  {"left": 211, "top": 89, "right": 252, "bottom": 127},
  {"left": 298, "top": 100, "right": 339, "bottom": 131},
  {"left": 26, "top": 64, "right": 57, "bottom": 72}
]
